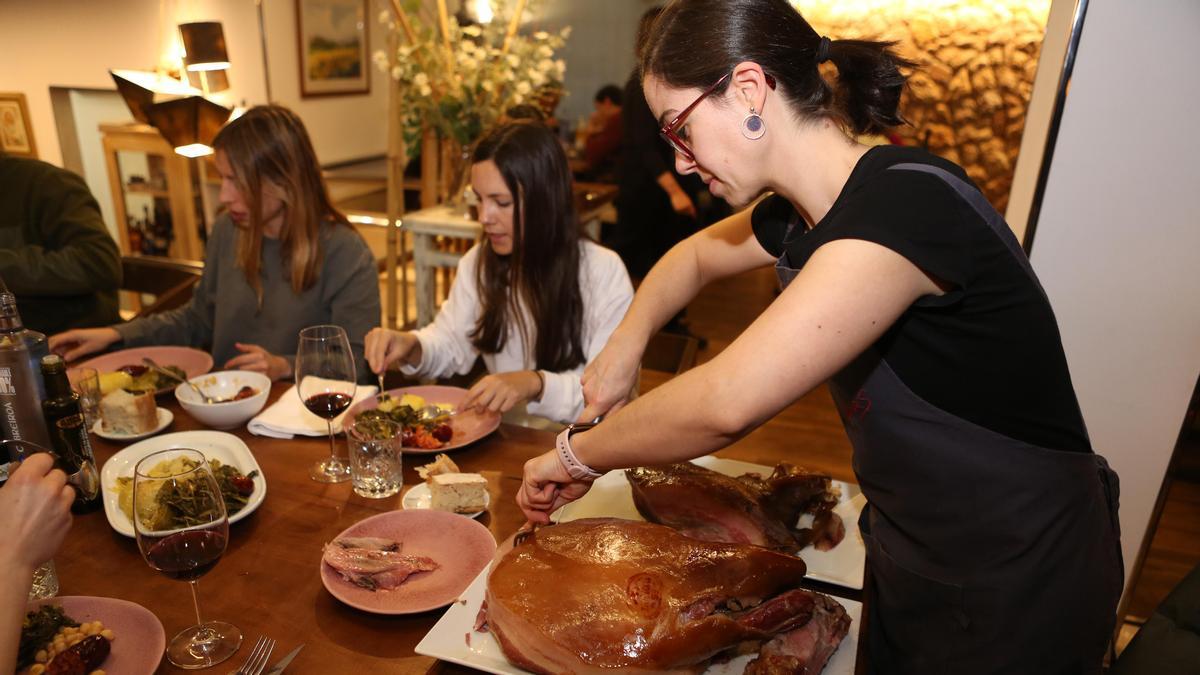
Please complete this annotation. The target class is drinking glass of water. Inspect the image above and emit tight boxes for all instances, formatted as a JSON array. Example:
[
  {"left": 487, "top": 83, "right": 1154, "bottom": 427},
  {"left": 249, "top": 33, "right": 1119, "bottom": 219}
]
[{"left": 347, "top": 419, "right": 403, "bottom": 498}]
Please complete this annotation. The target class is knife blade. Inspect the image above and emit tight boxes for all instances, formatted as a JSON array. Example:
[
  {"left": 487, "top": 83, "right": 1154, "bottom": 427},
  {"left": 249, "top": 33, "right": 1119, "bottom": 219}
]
[{"left": 263, "top": 644, "right": 305, "bottom": 675}]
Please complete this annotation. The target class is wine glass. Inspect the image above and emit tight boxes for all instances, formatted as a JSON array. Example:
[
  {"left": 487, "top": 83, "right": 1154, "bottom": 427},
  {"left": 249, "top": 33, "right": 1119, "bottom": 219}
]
[
  {"left": 133, "top": 448, "right": 241, "bottom": 669},
  {"left": 296, "top": 324, "right": 357, "bottom": 482}
]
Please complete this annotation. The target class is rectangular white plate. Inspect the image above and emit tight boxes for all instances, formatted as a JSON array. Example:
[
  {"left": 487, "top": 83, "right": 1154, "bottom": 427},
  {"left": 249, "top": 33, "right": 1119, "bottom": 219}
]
[
  {"left": 553, "top": 455, "right": 866, "bottom": 590},
  {"left": 416, "top": 566, "right": 861, "bottom": 675},
  {"left": 99, "top": 430, "right": 267, "bottom": 538}
]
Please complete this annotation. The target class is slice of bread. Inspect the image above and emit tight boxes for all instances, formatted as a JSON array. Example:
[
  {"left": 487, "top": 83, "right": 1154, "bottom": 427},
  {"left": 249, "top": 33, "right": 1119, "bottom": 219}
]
[
  {"left": 429, "top": 472, "right": 488, "bottom": 514},
  {"left": 99, "top": 389, "right": 157, "bottom": 434},
  {"left": 416, "top": 453, "right": 461, "bottom": 482}
]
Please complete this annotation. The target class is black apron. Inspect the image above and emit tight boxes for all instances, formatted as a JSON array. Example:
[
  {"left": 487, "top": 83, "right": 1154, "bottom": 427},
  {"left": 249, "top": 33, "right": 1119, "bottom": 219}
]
[{"left": 775, "top": 163, "right": 1124, "bottom": 674}]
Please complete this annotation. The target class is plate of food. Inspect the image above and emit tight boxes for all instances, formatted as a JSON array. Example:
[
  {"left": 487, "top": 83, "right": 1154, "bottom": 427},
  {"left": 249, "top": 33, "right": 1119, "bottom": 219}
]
[
  {"left": 93, "top": 406, "right": 173, "bottom": 442},
  {"left": 402, "top": 455, "right": 491, "bottom": 518},
  {"left": 415, "top": 537, "right": 861, "bottom": 675},
  {"left": 344, "top": 386, "right": 501, "bottom": 454},
  {"left": 81, "top": 346, "right": 213, "bottom": 396},
  {"left": 19, "top": 596, "right": 165, "bottom": 675},
  {"left": 320, "top": 509, "right": 496, "bottom": 615},
  {"left": 99, "top": 430, "right": 266, "bottom": 537},
  {"left": 553, "top": 455, "right": 867, "bottom": 590}
]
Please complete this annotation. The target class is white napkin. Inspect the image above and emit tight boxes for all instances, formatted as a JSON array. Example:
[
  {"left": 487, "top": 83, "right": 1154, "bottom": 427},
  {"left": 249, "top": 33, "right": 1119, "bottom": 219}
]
[{"left": 247, "top": 382, "right": 378, "bottom": 439}]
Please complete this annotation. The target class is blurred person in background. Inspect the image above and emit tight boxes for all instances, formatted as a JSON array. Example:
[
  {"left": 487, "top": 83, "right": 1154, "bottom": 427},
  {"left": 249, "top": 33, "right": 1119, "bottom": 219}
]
[{"left": 0, "top": 152, "right": 121, "bottom": 335}]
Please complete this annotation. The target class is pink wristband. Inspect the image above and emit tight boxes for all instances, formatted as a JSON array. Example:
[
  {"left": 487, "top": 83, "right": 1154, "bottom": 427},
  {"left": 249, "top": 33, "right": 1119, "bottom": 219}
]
[{"left": 555, "top": 424, "right": 603, "bottom": 481}]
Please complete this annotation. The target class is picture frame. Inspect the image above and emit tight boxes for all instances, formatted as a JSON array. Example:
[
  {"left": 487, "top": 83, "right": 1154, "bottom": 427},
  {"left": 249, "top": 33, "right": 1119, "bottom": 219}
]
[
  {"left": 0, "top": 92, "right": 37, "bottom": 158},
  {"left": 296, "top": 0, "right": 371, "bottom": 97}
]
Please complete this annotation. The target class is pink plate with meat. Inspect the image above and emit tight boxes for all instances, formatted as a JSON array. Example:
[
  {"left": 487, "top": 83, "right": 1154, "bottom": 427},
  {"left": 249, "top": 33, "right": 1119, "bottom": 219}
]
[
  {"left": 26, "top": 596, "right": 165, "bottom": 675},
  {"left": 77, "top": 346, "right": 213, "bottom": 395},
  {"left": 321, "top": 510, "right": 496, "bottom": 614},
  {"left": 343, "top": 385, "right": 501, "bottom": 454}
]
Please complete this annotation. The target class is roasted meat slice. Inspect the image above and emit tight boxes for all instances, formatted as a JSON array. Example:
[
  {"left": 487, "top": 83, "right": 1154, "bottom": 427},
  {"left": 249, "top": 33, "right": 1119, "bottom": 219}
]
[
  {"left": 485, "top": 518, "right": 849, "bottom": 674},
  {"left": 627, "top": 462, "right": 846, "bottom": 553},
  {"left": 322, "top": 537, "right": 438, "bottom": 590}
]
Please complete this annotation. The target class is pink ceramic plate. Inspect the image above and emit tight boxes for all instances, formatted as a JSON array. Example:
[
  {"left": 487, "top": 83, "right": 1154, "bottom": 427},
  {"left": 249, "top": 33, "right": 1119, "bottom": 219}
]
[
  {"left": 321, "top": 510, "right": 496, "bottom": 614},
  {"left": 26, "top": 596, "right": 165, "bottom": 674},
  {"left": 344, "top": 385, "right": 501, "bottom": 454},
  {"left": 78, "top": 346, "right": 213, "bottom": 395}
]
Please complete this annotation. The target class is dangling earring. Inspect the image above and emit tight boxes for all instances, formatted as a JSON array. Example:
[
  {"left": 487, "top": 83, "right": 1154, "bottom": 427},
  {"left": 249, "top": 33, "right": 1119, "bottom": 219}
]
[{"left": 741, "top": 107, "right": 766, "bottom": 140}]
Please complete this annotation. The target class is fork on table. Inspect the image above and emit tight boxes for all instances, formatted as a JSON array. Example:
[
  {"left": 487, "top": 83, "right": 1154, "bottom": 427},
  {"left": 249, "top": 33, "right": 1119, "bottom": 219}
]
[{"left": 230, "top": 635, "right": 275, "bottom": 675}]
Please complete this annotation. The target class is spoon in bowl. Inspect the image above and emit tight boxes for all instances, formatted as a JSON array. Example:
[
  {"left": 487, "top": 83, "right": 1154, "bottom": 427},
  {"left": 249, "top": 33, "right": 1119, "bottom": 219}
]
[{"left": 143, "top": 357, "right": 221, "bottom": 404}]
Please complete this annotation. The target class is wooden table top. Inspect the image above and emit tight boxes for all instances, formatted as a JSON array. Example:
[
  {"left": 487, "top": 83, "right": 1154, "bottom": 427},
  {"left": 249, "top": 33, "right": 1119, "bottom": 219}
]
[
  {"left": 61, "top": 383, "right": 551, "bottom": 674},
  {"left": 60, "top": 378, "right": 865, "bottom": 674}
]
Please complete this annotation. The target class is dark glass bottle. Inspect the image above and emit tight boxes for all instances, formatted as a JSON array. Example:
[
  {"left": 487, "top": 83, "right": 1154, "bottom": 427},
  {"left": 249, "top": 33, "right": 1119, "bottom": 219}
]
[{"left": 41, "top": 355, "right": 101, "bottom": 512}]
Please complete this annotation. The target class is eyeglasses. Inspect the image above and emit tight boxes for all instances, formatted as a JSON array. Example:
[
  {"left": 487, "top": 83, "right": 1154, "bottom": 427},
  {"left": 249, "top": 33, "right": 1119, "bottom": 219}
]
[{"left": 659, "top": 71, "right": 776, "bottom": 162}]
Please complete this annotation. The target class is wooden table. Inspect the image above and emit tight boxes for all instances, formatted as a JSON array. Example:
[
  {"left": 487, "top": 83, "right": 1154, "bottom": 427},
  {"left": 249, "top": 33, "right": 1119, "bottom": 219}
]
[
  {"left": 405, "top": 182, "right": 619, "bottom": 327},
  {"left": 58, "top": 381, "right": 865, "bottom": 674},
  {"left": 59, "top": 383, "right": 549, "bottom": 674}
]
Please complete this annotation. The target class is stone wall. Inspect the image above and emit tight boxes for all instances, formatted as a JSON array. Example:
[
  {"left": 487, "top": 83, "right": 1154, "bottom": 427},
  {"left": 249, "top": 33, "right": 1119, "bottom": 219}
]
[{"left": 796, "top": 0, "right": 1051, "bottom": 212}]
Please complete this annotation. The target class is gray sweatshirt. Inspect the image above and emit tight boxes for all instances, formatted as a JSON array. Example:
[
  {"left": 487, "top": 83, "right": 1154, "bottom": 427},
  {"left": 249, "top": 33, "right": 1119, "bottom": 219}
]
[{"left": 115, "top": 215, "right": 380, "bottom": 382}]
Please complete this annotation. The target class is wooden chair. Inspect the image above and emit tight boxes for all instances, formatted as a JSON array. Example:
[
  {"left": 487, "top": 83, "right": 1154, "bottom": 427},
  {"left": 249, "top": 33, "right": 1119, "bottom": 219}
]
[{"left": 120, "top": 255, "right": 203, "bottom": 319}]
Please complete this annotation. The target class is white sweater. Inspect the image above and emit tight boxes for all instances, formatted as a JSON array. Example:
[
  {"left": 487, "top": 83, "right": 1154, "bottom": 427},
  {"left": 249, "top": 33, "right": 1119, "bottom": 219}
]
[{"left": 402, "top": 241, "right": 633, "bottom": 424}]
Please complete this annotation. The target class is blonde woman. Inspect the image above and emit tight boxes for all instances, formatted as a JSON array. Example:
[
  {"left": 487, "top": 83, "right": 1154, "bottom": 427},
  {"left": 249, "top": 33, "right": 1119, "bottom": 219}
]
[{"left": 50, "top": 106, "right": 380, "bottom": 381}]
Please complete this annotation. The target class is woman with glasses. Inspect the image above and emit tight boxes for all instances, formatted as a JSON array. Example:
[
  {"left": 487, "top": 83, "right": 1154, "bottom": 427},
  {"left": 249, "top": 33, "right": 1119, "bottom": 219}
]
[
  {"left": 517, "top": 1, "right": 1122, "bottom": 672},
  {"left": 48, "top": 106, "right": 381, "bottom": 382},
  {"left": 364, "top": 121, "right": 633, "bottom": 426}
]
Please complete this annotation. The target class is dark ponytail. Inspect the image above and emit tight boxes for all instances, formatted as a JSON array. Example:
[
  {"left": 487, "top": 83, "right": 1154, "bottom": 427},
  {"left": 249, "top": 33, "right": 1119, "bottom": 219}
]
[{"left": 641, "top": 0, "right": 916, "bottom": 136}]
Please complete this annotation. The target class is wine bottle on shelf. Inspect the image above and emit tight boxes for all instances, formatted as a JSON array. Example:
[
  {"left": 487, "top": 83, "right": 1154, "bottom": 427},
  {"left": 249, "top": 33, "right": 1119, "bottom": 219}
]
[
  {"left": 0, "top": 287, "right": 52, "bottom": 448},
  {"left": 41, "top": 354, "right": 101, "bottom": 512}
]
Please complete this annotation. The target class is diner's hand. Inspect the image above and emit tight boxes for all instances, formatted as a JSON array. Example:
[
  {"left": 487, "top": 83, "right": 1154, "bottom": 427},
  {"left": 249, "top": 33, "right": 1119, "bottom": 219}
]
[
  {"left": 578, "top": 332, "right": 643, "bottom": 423},
  {"left": 47, "top": 327, "right": 120, "bottom": 362},
  {"left": 461, "top": 371, "right": 541, "bottom": 415},
  {"left": 363, "top": 327, "right": 421, "bottom": 375},
  {"left": 517, "top": 450, "right": 594, "bottom": 525},
  {"left": 0, "top": 454, "right": 74, "bottom": 575},
  {"left": 225, "top": 343, "right": 291, "bottom": 381}
]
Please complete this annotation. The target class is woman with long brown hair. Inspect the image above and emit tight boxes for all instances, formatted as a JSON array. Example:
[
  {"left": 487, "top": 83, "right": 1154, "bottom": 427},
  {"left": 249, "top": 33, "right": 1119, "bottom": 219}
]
[
  {"left": 364, "top": 121, "right": 633, "bottom": 425},
  {"left": 517, "top": 0, "right": 1122, "bottom": 672},
  {"left": 50, "top": 105, "right": 380, "bottom": 381}
]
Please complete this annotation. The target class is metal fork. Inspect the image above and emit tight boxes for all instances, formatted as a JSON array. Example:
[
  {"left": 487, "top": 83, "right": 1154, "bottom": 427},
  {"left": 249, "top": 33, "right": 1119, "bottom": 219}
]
[{"left": 230, "top": 636, "right": 275, "bottom": 675}]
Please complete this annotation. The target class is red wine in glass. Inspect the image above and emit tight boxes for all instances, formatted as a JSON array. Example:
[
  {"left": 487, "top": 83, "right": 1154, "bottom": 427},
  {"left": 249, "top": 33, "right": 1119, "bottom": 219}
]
[
  {"left": 303, "top": 392, "right": 353, "bottom": 420},
  {"left": 296, "top": 324, "right": 357, "bottom": 483},
  {"left": 143, "top": 530, "right": 227, "bottom": 581}
]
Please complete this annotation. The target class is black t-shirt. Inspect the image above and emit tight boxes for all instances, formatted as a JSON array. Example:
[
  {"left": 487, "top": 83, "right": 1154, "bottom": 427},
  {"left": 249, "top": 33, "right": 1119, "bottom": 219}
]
[{"left": 752, "top": 145, "right": 1091, "bottom": 453}]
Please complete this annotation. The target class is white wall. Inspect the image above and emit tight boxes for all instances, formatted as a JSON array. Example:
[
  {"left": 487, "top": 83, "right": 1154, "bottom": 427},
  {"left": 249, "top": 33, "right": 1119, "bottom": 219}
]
[
  {"left": 0, "top": 0, "right": 386, "bottom": 168},
  {"left": 1025, "top": 0, "right": 1200, "bottom": 591},
  {"left": 67, "top": 90, "right": 135, "bottom": 241}
]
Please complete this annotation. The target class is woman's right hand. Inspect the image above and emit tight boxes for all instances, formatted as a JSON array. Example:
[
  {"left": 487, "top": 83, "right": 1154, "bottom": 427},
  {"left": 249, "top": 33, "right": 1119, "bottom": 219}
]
[
  {"left": 578, "top": 330, "right": 645, "bottom": 422},
  {"left": 364, "top": 328, "right": 420, "bottom": 375},
  {"left": 47, "top": 327, "right": 120, "bottom": 362},
  {"left": 0, "top": 454, "right": 73, "bottom": 575}
]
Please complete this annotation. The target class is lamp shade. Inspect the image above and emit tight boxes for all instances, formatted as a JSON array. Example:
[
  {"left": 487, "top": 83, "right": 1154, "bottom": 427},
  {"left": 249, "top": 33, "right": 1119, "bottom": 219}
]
[
  {"left": 144, "top": 96, "right": 232, "bottom": 157},
  {"left": 179, "top": 21, "right": 230, "bottom": 72},
  {"left": 110, "top": 69, "right": 201, "bottom": 124}
]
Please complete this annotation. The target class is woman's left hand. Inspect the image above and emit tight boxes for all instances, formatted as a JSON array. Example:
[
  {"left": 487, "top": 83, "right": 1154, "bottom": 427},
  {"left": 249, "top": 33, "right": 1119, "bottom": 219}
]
[
  {"left": 225, "top": 343, "right": 292, "bottom": 381},
  {"left": 461, "top": 371, "right": 541, "bottom": 415},
  {"left": 517, "top": 449, "right": 594, "bottom": 525}
]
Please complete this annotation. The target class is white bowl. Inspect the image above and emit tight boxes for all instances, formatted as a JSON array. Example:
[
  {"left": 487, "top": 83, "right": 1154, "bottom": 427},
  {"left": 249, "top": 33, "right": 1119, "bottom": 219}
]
[{"left": 175, "top": 370, "right": 270, "bottom": 430}]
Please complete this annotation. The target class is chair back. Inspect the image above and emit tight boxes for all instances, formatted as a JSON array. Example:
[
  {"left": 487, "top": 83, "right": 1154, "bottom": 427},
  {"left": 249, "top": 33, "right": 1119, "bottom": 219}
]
[{"left": 121, "top": 255, "right": 203, "bottom": 319}]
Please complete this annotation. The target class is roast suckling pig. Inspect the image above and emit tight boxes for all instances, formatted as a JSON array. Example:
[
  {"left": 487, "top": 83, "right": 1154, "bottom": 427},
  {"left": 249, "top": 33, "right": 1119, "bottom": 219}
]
[
  {"left": 627, "top": 463, "right": 846, "bottom": 553},
  {"left": 484, "top": 518, "right": 850, "bottom": 674},
  {"left": 321, "top": 537, "right": 438, "bottom": 590}
]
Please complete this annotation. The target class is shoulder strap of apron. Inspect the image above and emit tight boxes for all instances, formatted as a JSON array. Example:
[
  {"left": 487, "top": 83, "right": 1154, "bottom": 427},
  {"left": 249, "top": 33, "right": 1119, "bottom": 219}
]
[{"left": 887, "top": 162, "right": 1047, "bottom": 300}]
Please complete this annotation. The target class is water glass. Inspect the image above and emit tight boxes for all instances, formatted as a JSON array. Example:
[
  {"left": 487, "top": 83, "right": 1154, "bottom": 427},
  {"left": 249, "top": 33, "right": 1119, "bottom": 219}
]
[
  {"left": 348, "top": 419, "right": 403, "bottom": 499},
  {"left": 68, "top": 366, "right": 100, "bottom": 430},
  {"left": 28, "top": 560, "right": 58, "bottom": 600}
]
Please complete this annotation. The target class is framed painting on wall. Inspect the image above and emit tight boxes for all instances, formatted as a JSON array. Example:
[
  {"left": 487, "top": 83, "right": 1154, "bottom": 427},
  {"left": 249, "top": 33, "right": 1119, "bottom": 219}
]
[
  {"left": 0, "top": 92, "right": 37, "bottom": 158},
  {"left": 296, "top": 0, "right": 371, "bottom": 97}
]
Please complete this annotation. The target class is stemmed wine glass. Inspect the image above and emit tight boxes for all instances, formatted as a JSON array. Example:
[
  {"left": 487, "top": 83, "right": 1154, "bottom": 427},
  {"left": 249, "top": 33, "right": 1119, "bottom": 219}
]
[
  {"left": 133, "top": 449, "right": 241, "bottom": 669},
  {"left": 296, "top": 324, "right": 357, "bottom": 482}
]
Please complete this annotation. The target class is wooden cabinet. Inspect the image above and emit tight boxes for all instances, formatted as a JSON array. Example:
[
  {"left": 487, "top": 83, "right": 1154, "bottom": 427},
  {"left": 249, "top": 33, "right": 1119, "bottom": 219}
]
[{"left": 99, "top": 122, "right": 216, "bottom": 261}]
